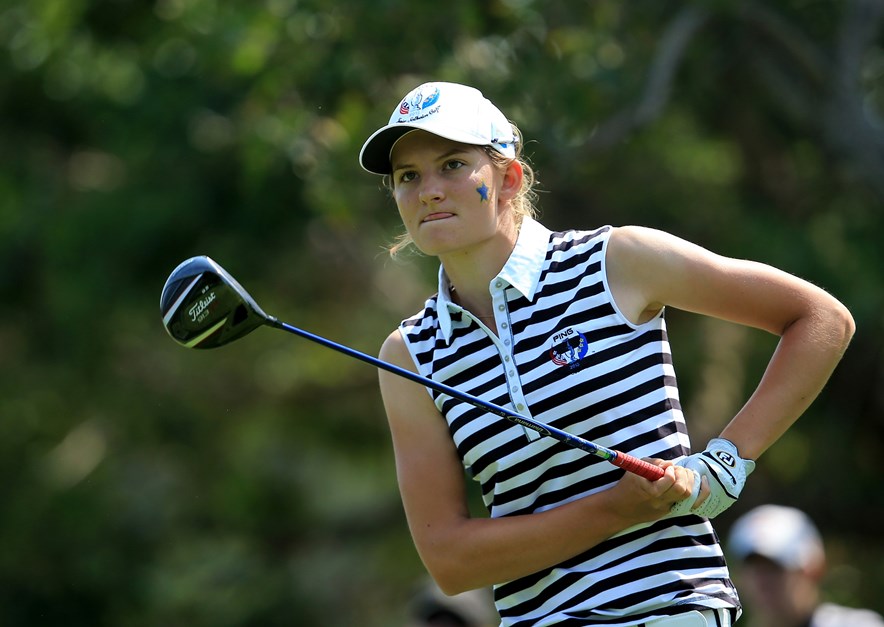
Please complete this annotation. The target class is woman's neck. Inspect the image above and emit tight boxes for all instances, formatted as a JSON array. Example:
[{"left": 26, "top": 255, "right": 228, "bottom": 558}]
[{"left": 442, "top": 225, "right": 519, "bottom": 318}]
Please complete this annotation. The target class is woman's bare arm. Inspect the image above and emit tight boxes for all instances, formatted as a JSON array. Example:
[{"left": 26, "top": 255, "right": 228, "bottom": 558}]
[{"left": 606, "top": 225, "right": 855, "bottom": 459}]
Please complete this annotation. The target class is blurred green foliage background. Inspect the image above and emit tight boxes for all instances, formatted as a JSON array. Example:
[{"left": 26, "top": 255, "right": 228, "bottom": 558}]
[{"left": 1, "top": 0, "right": 882, "bottom": 625}]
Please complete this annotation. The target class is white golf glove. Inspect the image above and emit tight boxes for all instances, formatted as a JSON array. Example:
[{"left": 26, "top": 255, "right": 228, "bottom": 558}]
[
  {"left": 675, "top": 438, "right": 756, "bottom": 519},
  {"left": 668, "top": 466, "right": 702, "bottom": 517}
]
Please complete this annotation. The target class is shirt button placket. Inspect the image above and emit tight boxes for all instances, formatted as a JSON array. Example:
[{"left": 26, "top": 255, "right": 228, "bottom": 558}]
[{"left": 491, "top": 281, "right": 538, "bottom": 441}]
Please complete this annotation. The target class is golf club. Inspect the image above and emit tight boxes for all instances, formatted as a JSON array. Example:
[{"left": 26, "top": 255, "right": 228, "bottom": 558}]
[{"left": 160, "top": 256, "right": 665, "bottom": 481}]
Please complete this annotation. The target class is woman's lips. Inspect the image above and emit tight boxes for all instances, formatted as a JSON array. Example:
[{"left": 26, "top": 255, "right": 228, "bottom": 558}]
[{"left": 422, "top": 212, "right": 454, "bottom": 222}]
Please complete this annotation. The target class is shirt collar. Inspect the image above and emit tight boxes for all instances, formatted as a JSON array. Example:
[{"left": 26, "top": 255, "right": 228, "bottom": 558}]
[{"left": 435, "top": 216, "right": 551, "bottom": 342}]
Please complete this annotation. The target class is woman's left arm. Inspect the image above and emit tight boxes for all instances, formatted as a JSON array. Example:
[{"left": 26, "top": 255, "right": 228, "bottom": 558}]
[{"left": 607, "top": 225, "right": 856, "bottom": 459}]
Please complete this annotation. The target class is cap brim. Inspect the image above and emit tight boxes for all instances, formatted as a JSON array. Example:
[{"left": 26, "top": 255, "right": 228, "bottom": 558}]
[
  {"left": 732, "top": 545, "right": 788, "bottom": 566},
  {"left": 358, "top": 125, "right": 416, "bottom": 175},
  {"left": 359, "top": 123, "right": 497, "bottom": 175}
]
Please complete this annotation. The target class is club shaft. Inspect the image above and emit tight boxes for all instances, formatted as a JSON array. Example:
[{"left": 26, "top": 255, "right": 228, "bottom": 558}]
[{"left": 267, "top": 318, "right": 664, "bottom": 481}]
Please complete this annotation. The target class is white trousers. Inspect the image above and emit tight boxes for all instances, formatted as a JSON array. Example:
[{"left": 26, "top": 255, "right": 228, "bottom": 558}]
[{"left": 644, "top": 609, "right": 733, "bottom": 627}]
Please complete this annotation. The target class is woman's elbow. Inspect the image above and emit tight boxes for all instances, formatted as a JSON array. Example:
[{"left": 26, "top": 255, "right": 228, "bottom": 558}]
[
  {"left": 418, "top": 540, "right": 489, "bottom": 595},
  {"left": 433, "top": 575, "right": 472, "bottom": 597},
  {"left": 828, "top": 299, "right": 856, "bottom": 353},
  {"left": 422, "top": 556, "right": 478, "bottom": 596}
]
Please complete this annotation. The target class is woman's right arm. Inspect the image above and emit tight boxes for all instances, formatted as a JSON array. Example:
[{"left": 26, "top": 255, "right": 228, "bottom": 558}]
[{"left": 377, "top": 328, "right": 697, "bottom": 595}]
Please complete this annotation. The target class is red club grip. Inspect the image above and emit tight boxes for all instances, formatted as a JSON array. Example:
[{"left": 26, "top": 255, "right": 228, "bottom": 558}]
[{"left": 610, "top": 451, "right": 665, "bottom": 481}]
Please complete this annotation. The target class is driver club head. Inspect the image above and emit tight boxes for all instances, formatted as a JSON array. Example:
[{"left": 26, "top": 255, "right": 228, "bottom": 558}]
[{"left": 160, "top": 256, "right": 271, "bottom": 349}]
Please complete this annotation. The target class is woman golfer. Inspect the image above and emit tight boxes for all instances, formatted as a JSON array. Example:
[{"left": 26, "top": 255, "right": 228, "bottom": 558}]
[{"left": 359, "top": 82, "right": 854, "bottom": 626}]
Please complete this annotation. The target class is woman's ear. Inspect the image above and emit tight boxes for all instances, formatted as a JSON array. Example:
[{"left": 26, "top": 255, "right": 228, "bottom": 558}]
[{"left": 499, "top": 159, "right": 524, "bottom": 202}]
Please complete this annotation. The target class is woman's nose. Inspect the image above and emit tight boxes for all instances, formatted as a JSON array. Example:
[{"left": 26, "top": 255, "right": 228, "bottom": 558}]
[{"left": 418, "top": 179, "right": 444, "bottom": 204}]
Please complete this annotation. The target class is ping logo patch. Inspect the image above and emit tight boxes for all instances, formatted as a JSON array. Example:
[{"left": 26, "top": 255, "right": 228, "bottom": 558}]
[{"left": 549, "top": 328, "right": 590, "bottom": 371}]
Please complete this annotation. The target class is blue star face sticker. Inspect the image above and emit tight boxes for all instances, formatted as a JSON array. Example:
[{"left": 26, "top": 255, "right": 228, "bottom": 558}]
[{"left": 476, "top": 181, "right": 489, "bottom": 202}]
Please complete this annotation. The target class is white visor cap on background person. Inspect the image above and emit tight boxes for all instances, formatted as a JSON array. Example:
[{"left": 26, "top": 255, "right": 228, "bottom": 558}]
[
  {"left": 727, "top": 505, "right": 826, "bottom": 572},
  {"left": 358, "top": 81, "right": 517, "bottom": 175}
]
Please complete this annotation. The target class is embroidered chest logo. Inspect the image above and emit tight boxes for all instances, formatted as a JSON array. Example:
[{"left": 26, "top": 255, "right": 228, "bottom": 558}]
[{"left": 549, "top": 328, "right": 590, "bottom": 371}]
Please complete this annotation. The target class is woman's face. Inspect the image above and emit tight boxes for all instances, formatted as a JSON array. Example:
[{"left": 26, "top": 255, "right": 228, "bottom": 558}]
[{"left": 390, "top": 130, "right": 511, "bottom": 258}]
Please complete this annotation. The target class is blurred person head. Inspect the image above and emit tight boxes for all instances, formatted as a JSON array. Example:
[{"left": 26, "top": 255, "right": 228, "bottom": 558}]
[
  {"left": 727, "top": 504, "right": 826, "bottom": 627},
  {"left": 406, "top": 577, "right": 497, "bottom": 627}
]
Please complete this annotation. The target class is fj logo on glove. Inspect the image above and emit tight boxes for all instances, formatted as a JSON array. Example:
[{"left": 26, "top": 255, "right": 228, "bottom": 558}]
[{"left": 714, "top": 451, "right": 737, "bottom": 467}]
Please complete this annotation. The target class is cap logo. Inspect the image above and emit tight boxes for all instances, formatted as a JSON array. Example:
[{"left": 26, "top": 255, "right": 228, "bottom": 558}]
[
  {"left": 395, "top": 86, "right": 442, "bottom": 123},
  {"left": 409, "top": 86, "right": 440, "bottom": 110}
]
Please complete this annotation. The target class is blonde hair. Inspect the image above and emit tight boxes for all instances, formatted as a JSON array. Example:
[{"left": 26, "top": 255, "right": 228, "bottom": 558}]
[{"left": 385, "top": 123, "right": 538, "bottom": 258}]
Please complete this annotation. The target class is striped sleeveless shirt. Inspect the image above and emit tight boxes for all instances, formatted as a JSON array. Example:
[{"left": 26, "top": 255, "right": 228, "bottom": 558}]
[{"left": 397, "top": 218, "right": 741, "bottom": 626}]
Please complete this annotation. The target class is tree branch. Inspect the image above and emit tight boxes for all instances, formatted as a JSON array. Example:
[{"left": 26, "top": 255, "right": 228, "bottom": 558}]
[{"left": 585, "top": 6, "right": 709, "bottom": 152}]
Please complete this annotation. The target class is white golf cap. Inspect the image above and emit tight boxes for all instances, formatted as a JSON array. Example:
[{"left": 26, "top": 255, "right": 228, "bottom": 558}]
[
  {"left": 727, "top": 505, "right": 825, "bottom": 571},
  {"left": 359, "top": 81, "right": 517, "bottom": 175}
]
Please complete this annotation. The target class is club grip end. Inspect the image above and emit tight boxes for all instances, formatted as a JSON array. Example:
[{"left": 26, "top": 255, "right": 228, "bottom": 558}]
[{"left": 611, "top": 452, "right": 665, "bottom": 481}]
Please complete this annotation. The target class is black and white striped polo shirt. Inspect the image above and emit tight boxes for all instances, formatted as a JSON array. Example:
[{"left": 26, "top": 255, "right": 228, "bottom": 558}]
[{"left": 398, "top": 217, "right": 740, "bottom": 626}]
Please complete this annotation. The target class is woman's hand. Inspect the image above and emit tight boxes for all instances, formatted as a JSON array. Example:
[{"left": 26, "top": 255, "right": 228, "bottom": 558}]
[{"left": 608, "top": 459, "right": 708, "bottom": 525}]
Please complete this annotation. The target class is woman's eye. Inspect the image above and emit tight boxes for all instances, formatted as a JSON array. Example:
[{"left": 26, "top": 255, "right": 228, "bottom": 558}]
[
  {"left": 398, "top": 171, "right": 417, "bottom": 184},
  {"left": 444, "top": 160, "right": 464, "bottom": 171}
]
